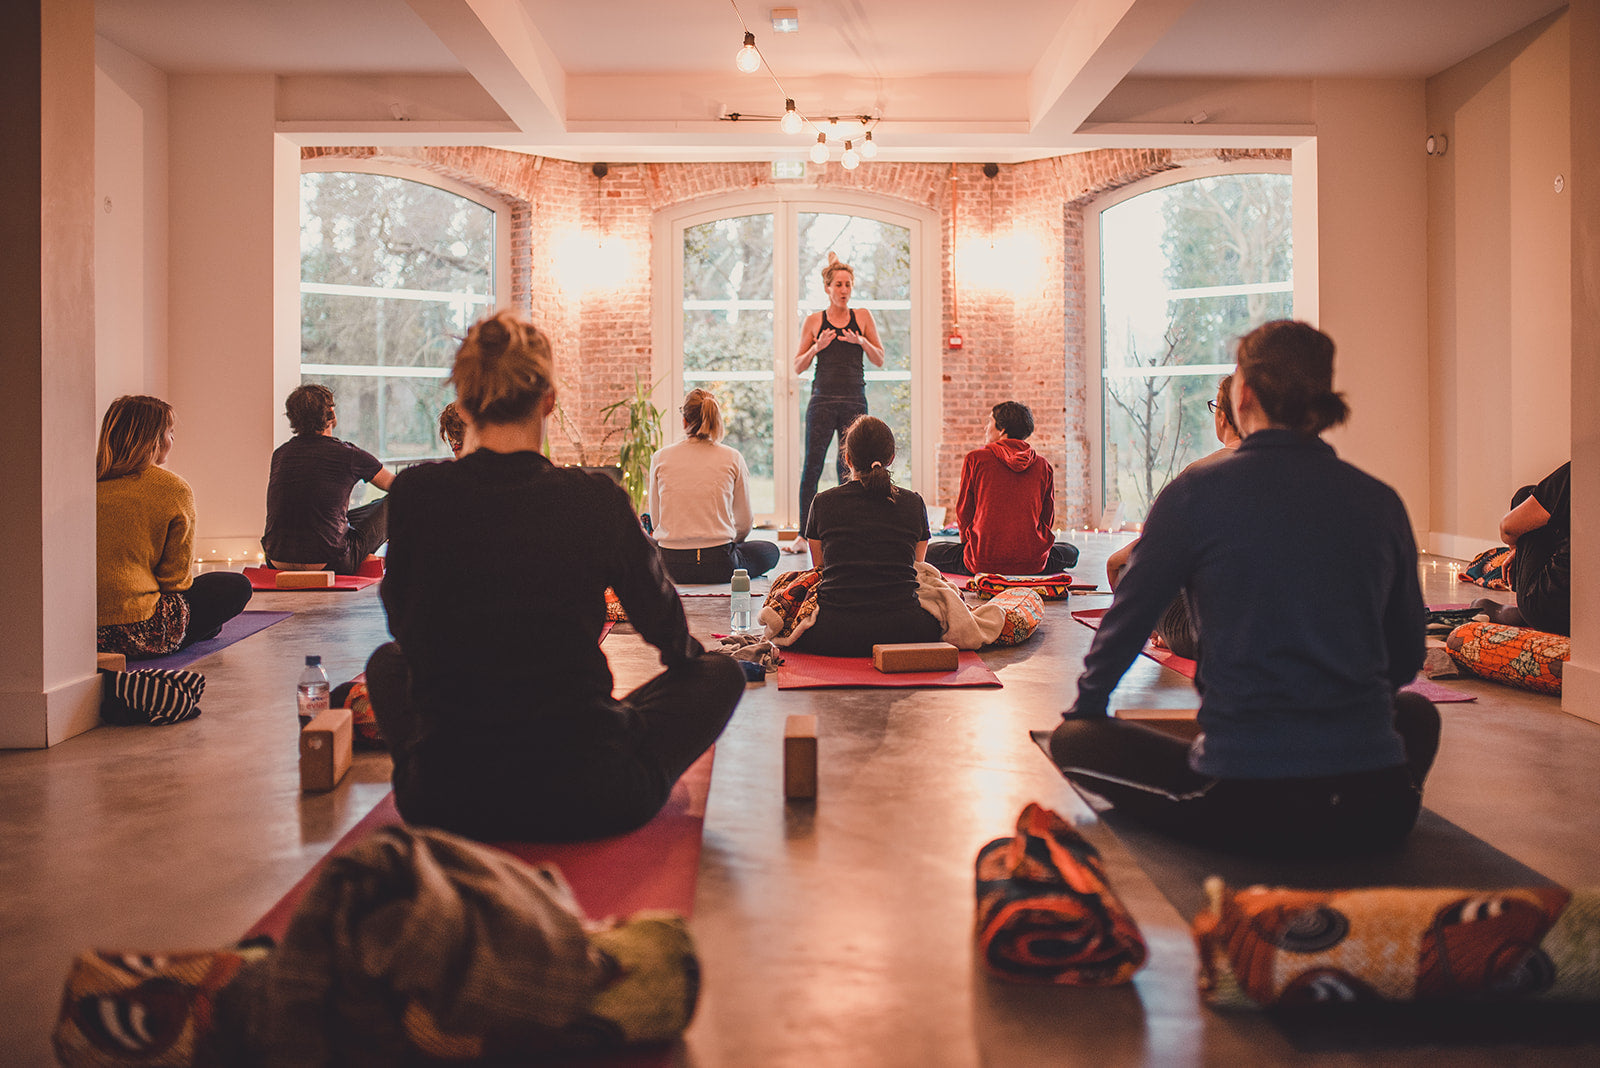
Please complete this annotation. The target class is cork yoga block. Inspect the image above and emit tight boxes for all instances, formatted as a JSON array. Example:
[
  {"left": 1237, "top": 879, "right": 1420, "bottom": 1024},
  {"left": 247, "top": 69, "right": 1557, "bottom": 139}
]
[
  {"left": 872, "top": 642, "right": 959, "bottom": 673},
  {"left": 784, "top": 714, "right": 817, "bottom": 800},
  {"left": 276, "top": 570, "right": 336, "bottom": 589},
  {"left": 300, "top": 707, "right": 353, "bottom": 792},
  {"left": 96, "top": 651, "right": 127, "bottom": 673}
]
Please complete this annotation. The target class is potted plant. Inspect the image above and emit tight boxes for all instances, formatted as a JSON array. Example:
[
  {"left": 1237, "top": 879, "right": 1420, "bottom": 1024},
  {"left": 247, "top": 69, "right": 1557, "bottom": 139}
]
[{"left": 600, "top": 373, "right": 664, "bottom": 513}]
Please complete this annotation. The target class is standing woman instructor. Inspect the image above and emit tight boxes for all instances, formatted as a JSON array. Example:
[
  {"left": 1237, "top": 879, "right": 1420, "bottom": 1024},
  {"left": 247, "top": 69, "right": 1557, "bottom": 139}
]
[{"left": 791, "top": 252, "right": 885, "bottom": 554}]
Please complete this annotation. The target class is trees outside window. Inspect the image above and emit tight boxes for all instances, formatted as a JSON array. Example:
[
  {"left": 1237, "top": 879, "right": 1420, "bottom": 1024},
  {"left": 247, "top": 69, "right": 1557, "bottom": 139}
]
[
  {"left": 1095, "top": 169, "right": 1293, "bottom": 522},
  {"left": 299, "top": 170, "right": 499, "bottom": 474}
]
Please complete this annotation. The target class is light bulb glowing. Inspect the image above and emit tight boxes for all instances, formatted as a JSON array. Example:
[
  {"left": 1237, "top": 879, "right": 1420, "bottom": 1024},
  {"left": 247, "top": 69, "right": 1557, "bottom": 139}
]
[
  {"left": 841, "top": 141, "right": 860, "bottom": 169},
  {"left": 735, "top": 32, "right": 760, "bottom": 73},
  {"left": 810, "top": 133, "right": 829, "bottom": 163},
  {"left": 860, "top": 131, "right": 878, "bottom": 159},
  {"left": 780, "top": 99, "right": 803, "bottom": 135}
]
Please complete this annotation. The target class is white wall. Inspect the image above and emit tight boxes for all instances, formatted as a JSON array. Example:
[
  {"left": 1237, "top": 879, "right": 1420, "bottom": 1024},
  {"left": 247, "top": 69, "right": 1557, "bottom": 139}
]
[
  {"left": 1426, "top": 12, "right": 1571, "bottom": 560},
  {"left": 94, "top": 36, "right": 169, "bottom": 413},
  {"left": 1309, "top": 79, "right": 1431, "bottom": 531}
]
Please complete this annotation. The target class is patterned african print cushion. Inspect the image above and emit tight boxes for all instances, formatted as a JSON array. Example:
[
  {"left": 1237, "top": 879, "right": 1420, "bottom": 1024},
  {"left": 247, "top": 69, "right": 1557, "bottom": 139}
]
[
  {"left": 1194, "top": 879, "right": 1600, "bottom": 1008},
  {"left": 1445, "top": 621, "right": 1569, "bottom": 695},
  {"left": 987, "top": 588, "right": 1044, "bottom": 647},
  {"left": 1458, "top": 545, "right": 1514, "bottom": 591},
  {"left": 968, "top": 572, "right": 1075, "bottom": 600},
  {"left": 975, "top": 802, "right": 1147, "bottom": 985}
]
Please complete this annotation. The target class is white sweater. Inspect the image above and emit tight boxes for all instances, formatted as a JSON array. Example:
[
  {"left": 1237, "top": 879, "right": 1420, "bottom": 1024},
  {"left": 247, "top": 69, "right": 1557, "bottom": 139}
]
[{"left": 648, "top": 438, "right": 755, "bottom": 549}]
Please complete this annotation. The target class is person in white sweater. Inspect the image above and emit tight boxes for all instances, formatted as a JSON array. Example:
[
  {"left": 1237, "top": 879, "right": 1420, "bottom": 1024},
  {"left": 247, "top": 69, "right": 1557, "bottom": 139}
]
[{"left": 648, "top": 389, "right": 780, "bottom": 583}]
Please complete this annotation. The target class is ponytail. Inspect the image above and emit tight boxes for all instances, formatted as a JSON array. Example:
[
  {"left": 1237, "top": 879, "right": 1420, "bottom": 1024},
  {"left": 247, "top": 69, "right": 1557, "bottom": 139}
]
[
  {"left": 1234, "top": 320, "right": 1348, "bottom": 436},
  {"left": 681, "top": 389, "right": 725, "bottom": 442},
  {"left": 843, "top": 416, "right": 897, "bottom": 501}
]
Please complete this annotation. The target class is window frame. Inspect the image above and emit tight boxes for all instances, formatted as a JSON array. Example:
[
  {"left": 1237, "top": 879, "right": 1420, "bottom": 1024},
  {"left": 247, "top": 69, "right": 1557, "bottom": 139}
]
[{"left": 1083, "top": 160, "right": 1294, "bottom": 520}]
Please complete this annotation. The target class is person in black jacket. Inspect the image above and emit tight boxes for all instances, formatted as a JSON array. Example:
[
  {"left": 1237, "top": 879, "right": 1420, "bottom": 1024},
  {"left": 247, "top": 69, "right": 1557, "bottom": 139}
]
[{"left": 365, "top": 311, "right": 744, "bottom": 842}]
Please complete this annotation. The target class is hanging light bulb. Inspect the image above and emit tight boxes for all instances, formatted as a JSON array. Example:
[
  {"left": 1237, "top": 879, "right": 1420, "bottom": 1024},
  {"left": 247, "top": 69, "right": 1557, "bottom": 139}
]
[
  {"left": 860, "top": 131, "right": 878, "bottom": 159},
  {"left": 810, "top": 133, "right": 829, "bottom": 164},
  {"left": 840, "top": 141, "right": 860, "bottom": 169},
  {"left": 735, "top": 31, "right": 761, "bottom": 73},
  {"left": 780, "top": 99, "right": 803, "bottom": 135}
]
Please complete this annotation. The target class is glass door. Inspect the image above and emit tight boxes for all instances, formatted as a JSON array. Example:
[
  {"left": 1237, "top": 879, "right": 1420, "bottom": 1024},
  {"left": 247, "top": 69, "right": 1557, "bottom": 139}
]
[{"left": 672, "top": 200, "right": 919, "bottom": 527}]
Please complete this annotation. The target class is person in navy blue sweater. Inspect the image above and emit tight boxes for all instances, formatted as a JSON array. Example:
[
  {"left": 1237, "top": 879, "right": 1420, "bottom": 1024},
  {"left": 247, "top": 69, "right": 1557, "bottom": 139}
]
[{"left": 1049, "top": 320, "right": 1440, "bottom": 858}]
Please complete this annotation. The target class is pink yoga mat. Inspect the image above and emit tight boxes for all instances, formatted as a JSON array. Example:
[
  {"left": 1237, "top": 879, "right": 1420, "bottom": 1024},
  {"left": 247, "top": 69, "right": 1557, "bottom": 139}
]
[
  {"left": 1071, "top": 608, "right": 1477, "bottom": 702},
  {"left": 243, "top": 566, "right": 380, "bottom": 592},
  {"left": 775, "top": 649, "right": 1001, "bottom": 689},
  {"left": 244, "top": 748, "right": 714, "bottom": 943}
]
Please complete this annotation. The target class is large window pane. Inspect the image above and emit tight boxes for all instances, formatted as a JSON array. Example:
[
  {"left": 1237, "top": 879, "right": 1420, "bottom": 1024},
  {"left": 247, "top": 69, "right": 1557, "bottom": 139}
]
[
  {"left": 300, "top": 171, "right": 496, "bottom": 466},
  {"left": 1099, "top": 172, "right": 1292, "bottom": 522}
]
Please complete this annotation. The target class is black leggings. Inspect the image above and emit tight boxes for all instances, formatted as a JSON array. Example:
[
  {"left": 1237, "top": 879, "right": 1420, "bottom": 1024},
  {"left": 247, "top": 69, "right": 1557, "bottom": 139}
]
[
  {"left": 365, "top": 642, "right": 744, "bottom": 842},
  {"left": 659, "top": 541, "right": 780, "bottom": 583},
  {"left": 1048, "top": 692, "right": 1442, "bottom": 858},
  {"left": 788, "top": 602, "right": 942, "bottom": 658},
  {"left": 922, "top": 540, "right": 1080, "bottom": 577},
  {"left": 177, "top": 571, "right": 253, "bottom": 647}
]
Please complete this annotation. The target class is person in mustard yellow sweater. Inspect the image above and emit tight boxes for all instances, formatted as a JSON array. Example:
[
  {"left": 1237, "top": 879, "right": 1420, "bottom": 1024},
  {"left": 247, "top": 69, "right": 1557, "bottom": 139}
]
[{"left": 97, "top": 396, "right": 253, "bottom": 658}]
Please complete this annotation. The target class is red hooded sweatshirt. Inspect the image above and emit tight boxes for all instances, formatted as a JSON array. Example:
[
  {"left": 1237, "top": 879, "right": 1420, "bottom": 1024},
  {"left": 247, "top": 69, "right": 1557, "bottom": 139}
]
[{"left": 955, "top": 438, "right": 1056, "bottom": 574}]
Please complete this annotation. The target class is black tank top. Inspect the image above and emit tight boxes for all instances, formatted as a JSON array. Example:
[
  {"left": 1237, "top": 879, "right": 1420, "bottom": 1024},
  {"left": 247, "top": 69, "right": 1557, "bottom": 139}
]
[{"left": 812, "top": 308, "right": 866, "bottom": 399}]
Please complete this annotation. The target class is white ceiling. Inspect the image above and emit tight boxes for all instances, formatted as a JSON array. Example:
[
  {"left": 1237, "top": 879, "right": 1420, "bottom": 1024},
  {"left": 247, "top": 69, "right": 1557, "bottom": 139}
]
[{"left": 94, "top": 0, "right": 1569, "bottom": 160}]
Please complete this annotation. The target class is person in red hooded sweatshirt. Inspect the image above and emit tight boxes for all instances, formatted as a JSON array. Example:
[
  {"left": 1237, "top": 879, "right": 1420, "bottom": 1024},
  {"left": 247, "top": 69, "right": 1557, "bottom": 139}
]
[{"left": 925, "top": 401, "right": 1079, "bottom": 576}]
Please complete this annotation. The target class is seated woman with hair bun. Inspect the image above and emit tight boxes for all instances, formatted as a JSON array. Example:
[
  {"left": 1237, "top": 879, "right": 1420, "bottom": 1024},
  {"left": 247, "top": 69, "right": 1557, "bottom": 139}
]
[
  {"left": 648, "top": 388, "right": 779, "bottom": 584},
  {"left": 366, "top": 310, "right": 745, "bottom": 842},
  {"left": 1050, "top": 321, "right": 1440, "bottom": 859},
  {"left": 789, "top": 415, "right": 943, "bottom": 657},
  {"left": 97, "top": 395, "right": 253, "bottom": 658}
]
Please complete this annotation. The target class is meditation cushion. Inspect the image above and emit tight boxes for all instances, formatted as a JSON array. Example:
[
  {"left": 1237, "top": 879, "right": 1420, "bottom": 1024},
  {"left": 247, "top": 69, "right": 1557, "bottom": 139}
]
[
  {"left": 604, "top": 588, "right": 627, "bottom": 623},
  {"left": 761, "top": 568, "right": 822, "bottom": 645},
  {"left": 1458, "top": 545, "right": 1514, "bottom": 591},
  {"left": 975, "top": 802, "right": 1147, "bottom": 985},
  {"left": 985, "top": 588, "right": 1044, "bottom": 647},
  {"left": 1446, "top": 621, "right": 1568, "bottom": 695},
  {"left": 1194, "top": 878, "right": 1600, "bottom": 1008},
  {"left": 968, "top": 572, "right": 1075, "bottom": 600}
]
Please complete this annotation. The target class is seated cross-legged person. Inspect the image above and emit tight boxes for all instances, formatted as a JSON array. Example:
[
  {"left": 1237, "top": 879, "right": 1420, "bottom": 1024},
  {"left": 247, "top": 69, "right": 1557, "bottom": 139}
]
[
  {"left": 261, "top": 384, "right": 393, "bottom": 575},
  {"left": 648, "top": 388, "right": 779, "bottom": 584},
  {"left": 924, "top": 401, "right": 1079, "bottom": 577},
  {"left": 97, "top": 396, "right": 253, "bottom": 658},
  {"left": 1049, "top": 321, "right": 1441, "bottom": 859},
  {"left": 365, "top": 311, "right": 745, "bottom": 842},
  {"left": 789, "top": 415, "right": 943, "bottom": 658},
  {"left": 1471, "top": 461, "right": 1570, "bottom": 635}
]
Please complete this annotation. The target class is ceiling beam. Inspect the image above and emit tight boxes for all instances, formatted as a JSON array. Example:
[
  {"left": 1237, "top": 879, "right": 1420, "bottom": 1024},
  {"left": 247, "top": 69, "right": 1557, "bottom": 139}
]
[
  {"left": 405, "top": 0, "right": 565, "bottom": 135},
  {"left": 1028, "top": 0, "right": 1195, "bottom": 136}
]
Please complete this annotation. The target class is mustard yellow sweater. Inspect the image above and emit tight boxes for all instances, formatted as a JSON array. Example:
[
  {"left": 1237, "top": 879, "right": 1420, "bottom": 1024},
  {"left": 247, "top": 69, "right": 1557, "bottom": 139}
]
[{"left": 97, "top": 466, "right": 196, "bottom": 626}]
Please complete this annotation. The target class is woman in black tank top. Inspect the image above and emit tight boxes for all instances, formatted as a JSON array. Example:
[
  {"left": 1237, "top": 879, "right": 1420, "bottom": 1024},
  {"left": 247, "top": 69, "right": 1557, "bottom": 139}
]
[{"left": 790, "top": 253, "right": 886, "bottom": 554}]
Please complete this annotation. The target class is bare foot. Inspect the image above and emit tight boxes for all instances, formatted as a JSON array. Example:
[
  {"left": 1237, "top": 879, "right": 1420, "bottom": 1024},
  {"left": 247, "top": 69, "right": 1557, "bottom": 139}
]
[
  {"left": 1469, "top": 597, "right": 1526, "bottom": 626},
  {"left": 782, "top": 539, "right": 809, "bottom": 554}
]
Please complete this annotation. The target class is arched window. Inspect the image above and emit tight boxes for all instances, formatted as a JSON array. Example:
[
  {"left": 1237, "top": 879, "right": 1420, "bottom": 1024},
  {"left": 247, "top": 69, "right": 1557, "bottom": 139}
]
[
  {"left": 1086, "top": 164, "right": 1293, "bottom": 523},
  {"left": 299, "top": 166, "right": 509, "bottom": 467}
]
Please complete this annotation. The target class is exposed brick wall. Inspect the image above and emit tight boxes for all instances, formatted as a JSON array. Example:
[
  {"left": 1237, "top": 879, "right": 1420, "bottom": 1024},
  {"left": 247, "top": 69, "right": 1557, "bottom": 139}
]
[{"left": 302, "top": 146, "right": 1288, "bottom": 516}]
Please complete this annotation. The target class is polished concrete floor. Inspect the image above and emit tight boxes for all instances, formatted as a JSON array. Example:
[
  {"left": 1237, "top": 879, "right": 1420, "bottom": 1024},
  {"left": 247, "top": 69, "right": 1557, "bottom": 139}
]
[{"left": 5, "top": 538, "right": 1600, "bottom": 1066}]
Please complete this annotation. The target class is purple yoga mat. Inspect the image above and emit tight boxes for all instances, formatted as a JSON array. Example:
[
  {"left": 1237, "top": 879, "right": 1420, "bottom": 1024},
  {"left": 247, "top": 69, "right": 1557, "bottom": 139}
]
[{"left": 126, "top": 610, "right": 293, "bottom": 672}]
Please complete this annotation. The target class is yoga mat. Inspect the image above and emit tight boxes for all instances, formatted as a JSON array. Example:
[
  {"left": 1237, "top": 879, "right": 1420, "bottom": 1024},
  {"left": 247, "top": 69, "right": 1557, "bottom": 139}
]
[
  {"left": 774, "top": 649, "right": 1000, "bottom": 689},
  {"left": 1028, "top": 731, "right": 1551, "bottom": 919},
  {"left": 1071, "top": 608, "right": 1477, "bottom": 701},
  {"left": 245, "top": 748, "right": 715, "bottom": 943},
  {"left": 126, "top": 611, "right": 293, "bottom": 672},
  {"left": 243, "top": 566, "right": 380, "bottom": 592}
]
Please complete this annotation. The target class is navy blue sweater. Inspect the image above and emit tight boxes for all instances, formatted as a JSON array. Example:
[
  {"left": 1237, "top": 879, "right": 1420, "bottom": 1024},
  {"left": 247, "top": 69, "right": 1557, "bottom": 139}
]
[{"left": 1071, "top": 429, "right": 1425, "bottom": 779}]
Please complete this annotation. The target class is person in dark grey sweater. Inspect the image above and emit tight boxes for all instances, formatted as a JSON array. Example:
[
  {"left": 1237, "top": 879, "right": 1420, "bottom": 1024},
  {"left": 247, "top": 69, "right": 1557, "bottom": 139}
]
[
  {"left": 366, "top": 311, "right": 744, "bottom": 842},
  {"left": 1050, "top": 321, "right": 1440, "bottom": 858}
]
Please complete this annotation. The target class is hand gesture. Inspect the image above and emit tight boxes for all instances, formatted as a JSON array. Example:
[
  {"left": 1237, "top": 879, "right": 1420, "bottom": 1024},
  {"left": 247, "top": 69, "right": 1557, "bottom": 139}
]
[
  {"left": 839, "top": 329, "right": 862, "bottom": 345},
  {"left": 817, "top": 327, "right": 838, "bottom": 349}
]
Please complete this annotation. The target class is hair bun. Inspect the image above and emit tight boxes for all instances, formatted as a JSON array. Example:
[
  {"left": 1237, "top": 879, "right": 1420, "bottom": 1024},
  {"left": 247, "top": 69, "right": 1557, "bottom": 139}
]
[
  {"left": 827, "top": 251, "right": 839, "bottom": 265},
  {"left": 477, "top": 318, "right": 510, "bottom": 358}
]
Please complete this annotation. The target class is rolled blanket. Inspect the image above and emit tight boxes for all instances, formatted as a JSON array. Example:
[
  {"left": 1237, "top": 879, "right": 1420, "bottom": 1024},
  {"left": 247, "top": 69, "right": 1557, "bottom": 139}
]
[
  {"left": 1194, "top": 878, "right": 1600, "bottom": 1009},
  {"left": 975, "top": 802, "right": 1147, "bottom": 985},
  {"left": 967, "top": 572, "right": 1076, "bottom": 600},
  {"left": 759, "top": 568, "right": 822, "bottom": 646},
  {"left": 1446, "top": 621, "right": 1568, "bottom": 695}
]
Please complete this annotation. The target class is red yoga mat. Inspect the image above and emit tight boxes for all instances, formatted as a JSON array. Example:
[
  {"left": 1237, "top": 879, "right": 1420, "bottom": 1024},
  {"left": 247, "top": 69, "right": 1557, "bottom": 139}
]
[
  {"left": 244, "top": 748, "right": 714, "bottom": 943},
  {"left": 243, "top": 566, "right": 380, "bottom": 592},
  {"left": 1071, "top": 608, "right": 1477, "bottom": 702},
  {"left": 774, "top": 649, "right": 1001, "bottom": 689}
]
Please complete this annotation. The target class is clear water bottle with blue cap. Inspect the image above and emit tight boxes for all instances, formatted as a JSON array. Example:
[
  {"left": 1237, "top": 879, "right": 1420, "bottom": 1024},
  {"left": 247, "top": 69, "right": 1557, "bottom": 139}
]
[{"left": 730, "top": 569, "right": 752, "bottom": 633}]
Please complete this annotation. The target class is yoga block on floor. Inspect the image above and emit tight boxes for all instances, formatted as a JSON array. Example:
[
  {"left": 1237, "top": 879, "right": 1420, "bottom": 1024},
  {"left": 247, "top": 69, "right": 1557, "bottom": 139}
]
[
  {"left": 777, "top": 527, "right": 800, "bottom": 542},
  {"left": 96, "top": 651, "right": 126, "bottom": 673},
  {"left": 357, "top": 555, "right": 385, "bottom": 578},
  {"left": 873, "top": 642, "right": 959, "bottom": 673},
  {"left": 276, "top": 570, "right": 335, "bottom": 589},
  {"left": 784, "top": 714, "right": 817, "bottom": 800},
  {"left": 300, "top": 707, "right": 353, "bottom": 792}
]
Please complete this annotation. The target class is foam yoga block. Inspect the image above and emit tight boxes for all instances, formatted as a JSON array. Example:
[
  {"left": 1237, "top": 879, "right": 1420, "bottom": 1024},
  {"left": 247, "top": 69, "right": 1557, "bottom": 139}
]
[
  {"left": 1446, "top": 621, "right": 1569, "bottom": 695},
  {"left": 300, "top": 707, "right": 353, "bottom": 792},
  {"left": 873, "top": 642, "right": 959, "bottom": 673},
  {"left": 276, "top": 570, "right": 335, "bottom": 589},
  {"left": 784, "top": 714, "right": 817, "bottom": 799}
]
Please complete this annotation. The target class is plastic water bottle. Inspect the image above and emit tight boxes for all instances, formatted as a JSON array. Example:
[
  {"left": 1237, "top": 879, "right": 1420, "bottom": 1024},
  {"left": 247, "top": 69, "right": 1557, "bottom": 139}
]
[
  {"left": 730, "top": 569, "right": 753, "bottom": 634},
  {"left": 297, "top": 654, "right": 330, "bottom": 728}
]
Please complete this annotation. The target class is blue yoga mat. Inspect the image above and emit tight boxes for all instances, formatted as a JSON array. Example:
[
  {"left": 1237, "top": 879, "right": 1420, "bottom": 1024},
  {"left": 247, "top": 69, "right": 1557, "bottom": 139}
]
[{"left": 126, "top": 610, "right": 293, "bottom": 672}]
